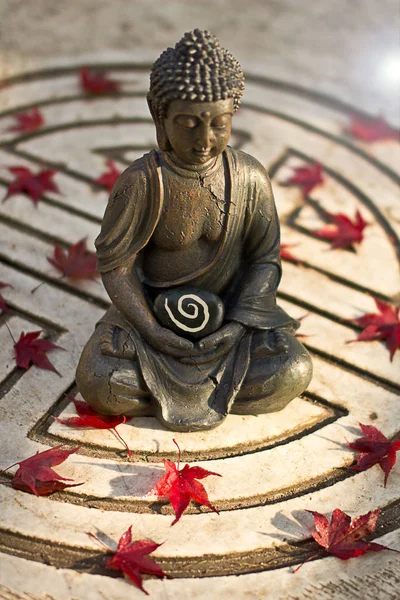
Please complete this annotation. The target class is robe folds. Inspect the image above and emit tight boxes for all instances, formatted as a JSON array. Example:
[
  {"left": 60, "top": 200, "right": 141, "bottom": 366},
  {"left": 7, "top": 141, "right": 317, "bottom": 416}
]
[{"left": 94, "top": 147, "right": 298, "bottom": 429}]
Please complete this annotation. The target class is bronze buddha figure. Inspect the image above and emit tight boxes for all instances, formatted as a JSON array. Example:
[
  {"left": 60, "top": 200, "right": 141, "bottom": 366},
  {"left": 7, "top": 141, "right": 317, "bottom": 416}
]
[{"left": 76, "top": 29, "right": 312, "bottom": 431}]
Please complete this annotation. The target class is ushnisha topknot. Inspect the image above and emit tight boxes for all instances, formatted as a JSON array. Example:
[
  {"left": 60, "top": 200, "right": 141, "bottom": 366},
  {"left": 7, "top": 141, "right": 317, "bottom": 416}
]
[{"left": 148, "top": 29, "right": 245, "bottom": 121}]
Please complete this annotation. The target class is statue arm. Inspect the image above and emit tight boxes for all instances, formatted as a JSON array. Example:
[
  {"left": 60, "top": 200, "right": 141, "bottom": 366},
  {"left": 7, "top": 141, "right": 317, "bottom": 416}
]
[
  {"left": 101, "top": 258, "right": 157, "bottom": 339},
  {"left": 193, "top": 164, "right": 282, "bottom": 358},
  {"left": 101, "top": 259, "right": 194, "bottom": 356},
  {"left": 194, "top": 162, "right": 294, "bottom": 359},
  {"left": 225, "top": 163, "right": 297, "bottom": 331},
  {"left": 96, "top": 160, "right": 193, "bottom": 356}
]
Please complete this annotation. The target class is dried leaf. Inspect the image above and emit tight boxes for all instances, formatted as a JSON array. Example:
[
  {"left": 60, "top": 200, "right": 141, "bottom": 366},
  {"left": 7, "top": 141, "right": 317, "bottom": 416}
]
[
  {"left": 14, "top": 330, "right": 64, "bottom": 374},
  {"left": 55, "top": 397, "right": 132, "bottom": 458},
  {"left": 94, "top": 160, "right": 122, "bottom": 193},
  {"left": 295, "top": 313, "right": 310, "bottom": 339},
  {"left": 282, "top": 162, "right": 324, "bottom": 197},
  {"left": 47, "top": 238, "right": 98, "bottom": 280},
  {"left": 1, "top": 445, "right": 82, "bottom": 496},
  {"left": 280, "top": 244, "right": 300, "bottom": 263},
  {"left": 347, "top": 114, "right": 400, "bottom": 143},
  {"left": 294, "top": 508, "right": 397, "bottom": 572},
  {"left": 80, "top": 67, "right": 120, "bottom": 94},
  {"left": 0, "top": 281, "right": 13, "bottom": 313},
  {"left": 313, "top": 209, "right": 368, "bottom": 249},
  {"left": 3, "top": 166, "right": 60, "bottom": 207},
  {"left": 348, "top": 423, "right": 400, "bottom": 486},
  {"left": 146, "top": 439, "right": 221, "bottom": 525},
  {"left": 89, "top": 526, "right": 166, "bottom": 594},
  {"left": 308, "top": 508, "right": 394, "bottom": 559},
  {"left": 7, "top": 108, "right": 44, "bottom": 133},
  {"left": 348, "top": 297, "right": 400, "bottom": 361}
]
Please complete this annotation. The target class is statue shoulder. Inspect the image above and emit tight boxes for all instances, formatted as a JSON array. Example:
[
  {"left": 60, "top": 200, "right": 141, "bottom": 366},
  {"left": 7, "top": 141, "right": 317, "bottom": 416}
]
[
  {"left": 110, "top": 151, "right": 159, "bottom": 199},
  {"left": 227, "top": 147, "right": 271, "bottom": 185},
  {"left": 96, "top": 151, "right": 161, "bottom": 270},
  {"left": 227, "top": 148, "right": 273, "bottom": 200}
]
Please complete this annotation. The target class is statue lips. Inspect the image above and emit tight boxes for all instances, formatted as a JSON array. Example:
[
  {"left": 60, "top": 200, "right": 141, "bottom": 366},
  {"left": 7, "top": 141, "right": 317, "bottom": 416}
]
[{"left": 193, "top": 149, "right": 212, "bottom": 162}]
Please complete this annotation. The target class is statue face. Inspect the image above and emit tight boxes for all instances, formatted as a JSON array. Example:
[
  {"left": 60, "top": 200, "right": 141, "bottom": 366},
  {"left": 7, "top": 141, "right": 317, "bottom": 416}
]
[{"left": 163, "top": 98, "right": 233, "bottom": 166}]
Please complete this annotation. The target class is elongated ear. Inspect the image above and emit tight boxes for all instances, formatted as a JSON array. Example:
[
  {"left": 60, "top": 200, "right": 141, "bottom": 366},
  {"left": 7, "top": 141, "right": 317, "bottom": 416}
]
[{"left": 147, "top": 95, "right": 171, "bottom": 152}]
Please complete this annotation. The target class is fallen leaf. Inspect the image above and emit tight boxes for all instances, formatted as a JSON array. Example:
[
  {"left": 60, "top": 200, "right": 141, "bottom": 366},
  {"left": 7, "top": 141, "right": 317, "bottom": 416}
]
[
  {"left": 348, "top": 297, "right": 400, "bottom": 361},
  {"left": 348, "top": 423, "right": 400, "bottom": 486},
  {"left": 146, "top": 439, "right": 221, "bottom": 525},
  {"left": 3, "top": 166, "right": 60, "bottom": 207},
  {"left": 280, "top": 244, "right": 300, "bottom": 263},
  {"left": 94, "top": 160, "right": 122, "bottom": 193},
  {"left": 313, "top": 209, "right": 367, "bottom": 249},
  {"left": 294, "top": 508, "right": 397, "bottom": 572},
  {"left": 80, "top": 67, "right": 120, "bottom": 95},
  {"left": 14, "top": 330, "right": 64, "bottom": 374},
  {"left": 295, "top": 313, "right": 310, "bottom": 339},
  {"left": 281, "top": 162, "right": 324, "bottom": 197},
  {"left": 47, "top": 238, "right": 98, "bottom": 280},
  {"left": 1, "top": 445, "right": 82, "bottom": 496},
  {"left": 347, "top": 114, "right": 400, "bottom": 143},
  {"left": 55, "top": 397, "right": 132, "bottom": 458},
  {"left": 89, "top": 526, "right": 166, "bottom": 594},
  {"left": 0, "top": 281, "right": 13, "bottom": 313},
  {"left": 7, "top": 107, "right": 44, "bottom": 133}
]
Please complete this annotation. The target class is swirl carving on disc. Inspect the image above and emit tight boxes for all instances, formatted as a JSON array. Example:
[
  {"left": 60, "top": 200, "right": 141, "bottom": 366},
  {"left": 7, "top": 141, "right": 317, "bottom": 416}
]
[
  {"left": 164, "top": 294, "right": 210, "bottom": 333},
  {"left": 154, "top": 287, "right": 225, "bottom": 339}
]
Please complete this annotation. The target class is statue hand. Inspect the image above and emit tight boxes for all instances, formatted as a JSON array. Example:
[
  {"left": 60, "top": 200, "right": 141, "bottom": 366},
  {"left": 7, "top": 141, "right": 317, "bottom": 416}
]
[
  {"left": 145, "top": 324, "right": 195, "bottom": 357},
  {"left": 180, "top": 322, "right": 245, "bottom": 364},
  {"left": 199, "top": 322, "right": 245, "bottom": 351}
]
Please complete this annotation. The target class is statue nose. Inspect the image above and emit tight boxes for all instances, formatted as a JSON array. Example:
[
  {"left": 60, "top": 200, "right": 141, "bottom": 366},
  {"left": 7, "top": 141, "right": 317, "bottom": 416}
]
[{"left": 197, "top": 125, "right": 214, "bottom": 150}]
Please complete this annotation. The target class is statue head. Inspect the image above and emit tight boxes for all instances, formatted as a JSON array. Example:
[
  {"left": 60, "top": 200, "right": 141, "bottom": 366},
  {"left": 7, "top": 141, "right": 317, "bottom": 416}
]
[{"left": 147, "top": 29, "right": 245, "bottom": 159}]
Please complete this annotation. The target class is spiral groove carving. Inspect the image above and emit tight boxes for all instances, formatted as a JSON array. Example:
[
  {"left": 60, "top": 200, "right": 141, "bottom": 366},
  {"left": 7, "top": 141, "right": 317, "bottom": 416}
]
[{"left": 164, "top": 294, "right": 210, "bottom": 332}]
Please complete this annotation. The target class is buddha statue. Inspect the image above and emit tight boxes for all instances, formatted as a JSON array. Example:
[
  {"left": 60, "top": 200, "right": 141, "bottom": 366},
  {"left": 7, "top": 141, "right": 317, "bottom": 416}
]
[{"left": 76, "top": 29, "right": 312, "bottom": 432}]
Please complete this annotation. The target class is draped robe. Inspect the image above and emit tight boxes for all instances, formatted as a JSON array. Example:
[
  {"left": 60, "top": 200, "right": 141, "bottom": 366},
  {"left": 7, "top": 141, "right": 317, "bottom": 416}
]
[{"left": 94, "top": 147, "right": 297, "bottom": 430}]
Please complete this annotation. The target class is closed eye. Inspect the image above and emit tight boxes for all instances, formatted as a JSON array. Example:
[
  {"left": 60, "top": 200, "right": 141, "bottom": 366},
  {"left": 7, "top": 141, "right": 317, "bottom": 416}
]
[
  {"left": 175, "top": 115, "right": 198, "bottom": 128},
  {"left": 211, "top": 115, "right": 232, "bottom": 128}
]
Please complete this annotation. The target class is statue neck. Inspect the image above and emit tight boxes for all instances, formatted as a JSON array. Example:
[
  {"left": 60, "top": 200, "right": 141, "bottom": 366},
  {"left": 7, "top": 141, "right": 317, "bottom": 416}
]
[{"left": 165, "top": 151, "right": 221, "bottom": 177}]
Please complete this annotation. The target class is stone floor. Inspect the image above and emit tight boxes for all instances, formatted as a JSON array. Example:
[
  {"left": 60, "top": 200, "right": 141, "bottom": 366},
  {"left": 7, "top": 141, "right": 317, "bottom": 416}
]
[{"left": 0, "top": 2, "right": 399, "bottom": 599}]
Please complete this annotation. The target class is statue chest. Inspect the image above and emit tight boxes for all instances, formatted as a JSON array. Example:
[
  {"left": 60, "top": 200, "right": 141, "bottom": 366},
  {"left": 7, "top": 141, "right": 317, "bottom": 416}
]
[{"left": 151, "top": 169, "right": 227, "bottom": 250}]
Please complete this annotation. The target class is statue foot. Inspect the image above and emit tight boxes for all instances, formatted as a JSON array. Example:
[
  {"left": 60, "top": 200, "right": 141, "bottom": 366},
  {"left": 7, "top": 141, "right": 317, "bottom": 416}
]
[{"left": 232, "top": 332, "right": 313, "bottom": 415}]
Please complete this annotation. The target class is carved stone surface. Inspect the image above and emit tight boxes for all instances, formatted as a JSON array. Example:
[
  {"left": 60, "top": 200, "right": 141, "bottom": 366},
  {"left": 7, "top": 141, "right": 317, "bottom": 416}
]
[
  {"left": 153, "top": 287, "right": 225, "bottom": 340},
  {"left": 0, "top": 31, "right": 399, "bottom": 600}
]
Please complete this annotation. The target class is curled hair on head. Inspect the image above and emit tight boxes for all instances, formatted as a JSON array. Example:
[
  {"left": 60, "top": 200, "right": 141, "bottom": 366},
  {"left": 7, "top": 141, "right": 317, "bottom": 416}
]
[{"left": 148, "top": 29, "right": 245, "bottom": 123}]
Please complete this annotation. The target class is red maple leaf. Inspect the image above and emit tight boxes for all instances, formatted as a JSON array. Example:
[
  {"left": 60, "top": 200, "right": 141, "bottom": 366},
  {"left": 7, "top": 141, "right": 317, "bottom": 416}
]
[
  {"left": 1, "top": 445, "right": 82, "bottom": 496},
  {"left": 94, "top": 160, "right": 122, "bottom": 193},
  {"left": 47, "top": 238, "right": 98, "bottom": 280},
  {"left": 0, "top": 281, "right": 13, "bottom": 313},
  {"left": 348, "top": 297, "right": 400, "bottom": 361},
  {"left": 347, "top": 114, "right": 400, "bottom": 143},
  {"left": 3, "top": 166, "right": 60, "bottom": 207},
  {"left": 348, "top": 423, "right": 400, "bottom": 486},
  {"left": 14, "top": 330, "right": 64, "bottom": 374},
  {"left": 55, "top": 397, "right": 132, "bottom": 458},
  {"left": 295, "top": 313, "right": 311, "bottom": 340},
  {"left": 280, "top": 243, "right": 300, "bottom": 263},
  {"left": 7, "top": 107, "right": 44, "bottom": 133},
  {"left": 80, "top": 67, "right": 120, "bottom": 95},
  {"left": 313, "top": 209, "right": 367, "bottom": 249},
  {"left": 146, "top": 439, "right": 221, "bottom": 526},
  {"left": 282, "top": 162, "right": 324, "bottom": 197},
  {"left": 294, "top": 508, "right": 397, "bottom": 572},
  {"left": 89, "top": 526, "right": 166, "bottom": 594}
]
